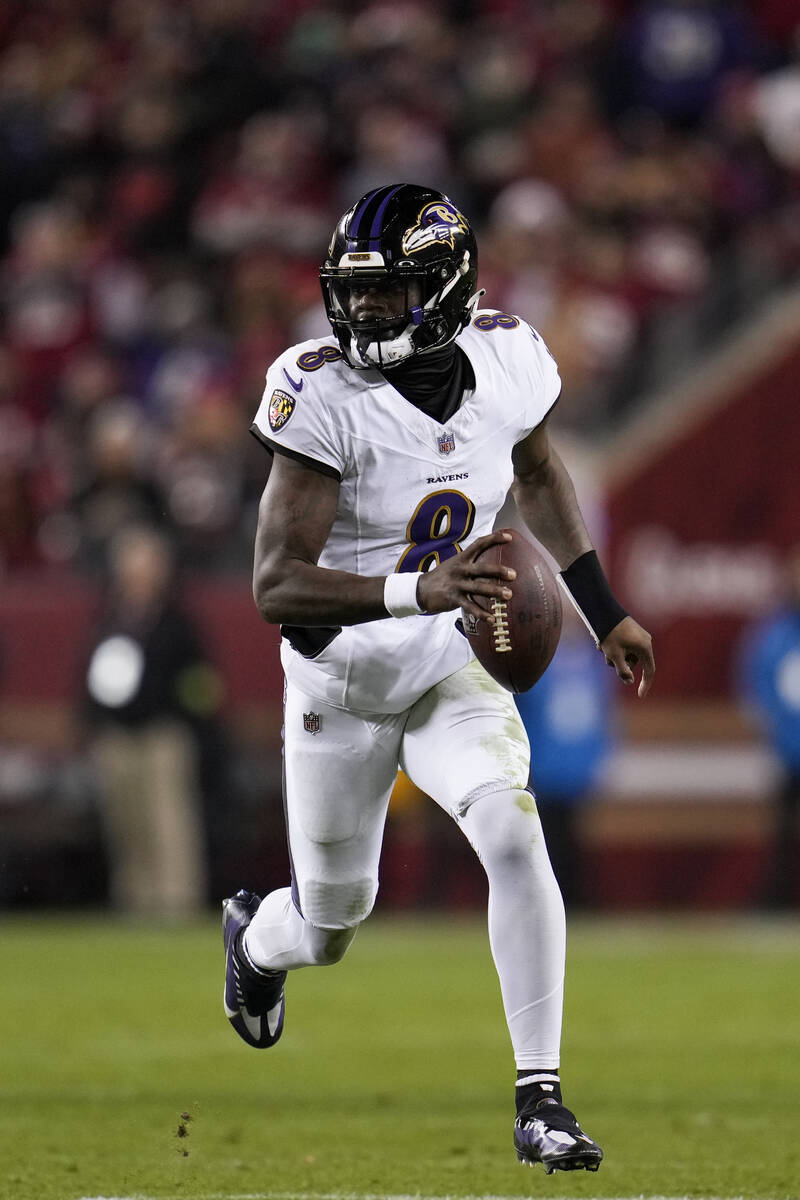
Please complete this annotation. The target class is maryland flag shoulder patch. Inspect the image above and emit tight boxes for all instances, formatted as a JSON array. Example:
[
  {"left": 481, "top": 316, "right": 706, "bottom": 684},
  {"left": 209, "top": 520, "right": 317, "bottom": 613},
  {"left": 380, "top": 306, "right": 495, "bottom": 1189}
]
[{"left": 268, "top": 389, "right": 296, "bottom": 433}]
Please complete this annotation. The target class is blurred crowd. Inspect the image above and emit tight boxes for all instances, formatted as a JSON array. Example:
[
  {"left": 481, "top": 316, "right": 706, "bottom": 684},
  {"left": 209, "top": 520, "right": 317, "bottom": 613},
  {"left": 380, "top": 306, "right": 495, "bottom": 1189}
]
[{"left": 2, "top": 0, "right": 800, "bottom": 576}]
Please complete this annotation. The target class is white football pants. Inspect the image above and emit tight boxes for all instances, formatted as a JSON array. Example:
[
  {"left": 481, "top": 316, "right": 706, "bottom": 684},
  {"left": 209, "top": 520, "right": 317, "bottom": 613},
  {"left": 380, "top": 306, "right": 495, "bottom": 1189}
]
[{"left": 245, "top": 658, "right": 566, "bottom": 1069}]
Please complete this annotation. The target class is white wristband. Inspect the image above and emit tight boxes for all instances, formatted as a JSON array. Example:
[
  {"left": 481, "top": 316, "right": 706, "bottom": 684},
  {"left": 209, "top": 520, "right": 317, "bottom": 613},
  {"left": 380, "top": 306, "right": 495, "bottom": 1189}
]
[{"left": 383, "top": 572, "right": 423, "bottom": 618}]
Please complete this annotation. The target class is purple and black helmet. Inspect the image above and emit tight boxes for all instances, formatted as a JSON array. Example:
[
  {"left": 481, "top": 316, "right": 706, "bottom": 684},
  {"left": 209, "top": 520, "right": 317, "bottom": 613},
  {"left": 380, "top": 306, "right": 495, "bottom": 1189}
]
[{"left": 320, "top": 183, "right": 480, "bottom": 369}]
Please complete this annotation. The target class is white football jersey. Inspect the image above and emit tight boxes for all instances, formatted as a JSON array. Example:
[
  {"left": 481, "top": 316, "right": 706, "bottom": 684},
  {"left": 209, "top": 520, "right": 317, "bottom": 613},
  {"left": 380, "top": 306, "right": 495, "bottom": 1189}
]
[{"left": 251, "top": 310, "right": 561, "bottom": 713}]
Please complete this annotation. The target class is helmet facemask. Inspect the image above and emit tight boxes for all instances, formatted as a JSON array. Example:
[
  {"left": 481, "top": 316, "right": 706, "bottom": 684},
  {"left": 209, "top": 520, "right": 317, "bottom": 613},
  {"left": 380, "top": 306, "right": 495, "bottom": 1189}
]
[
  {"left": 321, "top": 251, "right": 479, "bottom": 370},
  {"left": 324, "top": 267, "right": 425, "bottom": 369}
]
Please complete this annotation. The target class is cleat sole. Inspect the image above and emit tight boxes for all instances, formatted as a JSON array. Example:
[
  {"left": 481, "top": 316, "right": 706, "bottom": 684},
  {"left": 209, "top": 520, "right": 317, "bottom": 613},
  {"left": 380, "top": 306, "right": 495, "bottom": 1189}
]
[{"left": 517, "top": 1151, "right": 602, "bottom": 1174}]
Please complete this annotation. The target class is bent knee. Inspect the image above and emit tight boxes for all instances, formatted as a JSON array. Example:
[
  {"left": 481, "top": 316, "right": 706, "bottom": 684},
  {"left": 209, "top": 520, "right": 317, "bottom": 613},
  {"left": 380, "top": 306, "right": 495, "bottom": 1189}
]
[
  {"left": 462, "top": 788, "right": 547, "bottom": 860},
  {"left": 299, "top": 876, "right": 377, "bottom": 934}
]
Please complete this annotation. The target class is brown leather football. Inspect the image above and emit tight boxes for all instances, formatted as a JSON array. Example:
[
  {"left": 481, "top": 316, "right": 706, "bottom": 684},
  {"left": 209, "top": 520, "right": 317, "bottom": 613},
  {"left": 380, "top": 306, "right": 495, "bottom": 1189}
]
[{"left": 461, "top": 531, "right": 562, "bottom": 693}]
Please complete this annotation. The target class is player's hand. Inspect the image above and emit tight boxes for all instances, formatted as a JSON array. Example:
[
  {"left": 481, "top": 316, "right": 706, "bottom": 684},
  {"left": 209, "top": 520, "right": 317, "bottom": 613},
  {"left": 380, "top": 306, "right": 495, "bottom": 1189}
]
[
  {"left": 600, "top": 616, "right": 655, "bottom": 698},
  {"left": 417, "top": 530, "right": 516, "bottom": 624}
]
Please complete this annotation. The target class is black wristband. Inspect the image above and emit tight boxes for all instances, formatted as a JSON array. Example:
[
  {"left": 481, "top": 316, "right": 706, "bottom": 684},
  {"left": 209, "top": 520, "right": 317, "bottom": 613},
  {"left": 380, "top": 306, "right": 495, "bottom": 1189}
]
[{"left": 559, "top": 550, "right": 628, "bottom": 645}]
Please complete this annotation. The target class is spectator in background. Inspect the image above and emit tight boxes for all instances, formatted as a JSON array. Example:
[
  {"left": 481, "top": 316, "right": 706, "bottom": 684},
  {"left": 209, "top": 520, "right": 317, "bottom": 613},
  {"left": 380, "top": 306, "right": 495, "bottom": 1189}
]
[
  {"left": 83, "top": 524, "right": 221, "bottom": 917},
  {"left": 736, "top": 544, "right": 800, "bottom": 909},
  {"left": 515, "top": 606, "right": 613, "bottom": 908},
  {"left": 1, "top": 0, "right": 800, "bottom": 573},
  {"left": 68, "top": 400, "right": 169, "bottom": 572},
  {"left": 614, "top": 0, "right": 762, "bottom": 129},
  {"left": 3, "top": 201, "right": 93, "bottom": 422}
]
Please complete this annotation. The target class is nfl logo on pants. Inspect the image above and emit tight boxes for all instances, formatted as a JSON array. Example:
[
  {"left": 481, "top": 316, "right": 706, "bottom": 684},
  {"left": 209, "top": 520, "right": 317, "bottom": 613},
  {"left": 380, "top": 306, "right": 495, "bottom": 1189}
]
[{"left": 303, "top": 711, "right": 321, "bottom": 734}]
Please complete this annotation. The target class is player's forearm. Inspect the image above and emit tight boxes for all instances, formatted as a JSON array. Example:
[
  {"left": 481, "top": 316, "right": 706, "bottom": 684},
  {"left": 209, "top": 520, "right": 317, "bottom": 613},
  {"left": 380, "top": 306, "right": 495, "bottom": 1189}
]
[
  {"left": 511, "top": 448, "right": 593, "bottom": 569},
  {"left": 254, "top": 558, "right": 391, "bottom": 627}
]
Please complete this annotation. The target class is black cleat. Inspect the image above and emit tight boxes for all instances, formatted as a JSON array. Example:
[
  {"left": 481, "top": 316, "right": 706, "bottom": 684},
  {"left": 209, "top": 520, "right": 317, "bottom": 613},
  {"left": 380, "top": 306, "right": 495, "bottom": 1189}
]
[
  {"left": 514, "top": 1096, "right": 603, "bottom": 1174},
  {"left": 222, "top": 889, "right": 286, "bottom": 1049}
]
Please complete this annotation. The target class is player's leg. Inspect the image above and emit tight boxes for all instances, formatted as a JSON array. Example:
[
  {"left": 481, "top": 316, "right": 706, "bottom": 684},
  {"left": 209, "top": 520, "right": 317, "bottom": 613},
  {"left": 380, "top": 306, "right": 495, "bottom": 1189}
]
[
  {"left": 91, "top": 726, "right": 152, "bottom": 912},
  {"left": 400, "top": 658, "right": 602, "bottom": 1172},
  {"left": 145, "top": 720, "right": 207, "bottom": 917},
  {"left": 223, "top": 684, "right": 402, "bottom": 1048},
  {"left": 401, "top": 660, "right": 564, "bottom": 1066}
]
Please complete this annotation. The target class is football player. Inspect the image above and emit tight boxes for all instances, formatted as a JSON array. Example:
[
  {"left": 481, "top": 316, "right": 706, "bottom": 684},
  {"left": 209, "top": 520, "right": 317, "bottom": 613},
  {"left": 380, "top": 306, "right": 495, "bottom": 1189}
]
[{"left": 224, "top": 183, "right": 654, "bottom": 1173}]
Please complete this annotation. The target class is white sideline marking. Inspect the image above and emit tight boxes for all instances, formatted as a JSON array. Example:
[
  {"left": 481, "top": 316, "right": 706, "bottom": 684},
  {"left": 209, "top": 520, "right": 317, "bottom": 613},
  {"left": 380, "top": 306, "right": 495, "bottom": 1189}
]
[{"left": 75, "top": 1192, "right": 755, "bottom": 1200}]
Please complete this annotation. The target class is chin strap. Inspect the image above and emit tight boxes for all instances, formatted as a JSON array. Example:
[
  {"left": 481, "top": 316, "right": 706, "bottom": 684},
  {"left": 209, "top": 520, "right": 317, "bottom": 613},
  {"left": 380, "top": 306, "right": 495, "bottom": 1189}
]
[
  {"left": 350, "top": 324, "right": 416, "bottom": 368},
  {"left": 437, "top": 250, "right": 472, "bottom": 303},
  {"left": 345, "top": 253, "right": 483, "bottom": 369},
  {"left": 466, "top": 287, "right": 485, "bottom": 319}
]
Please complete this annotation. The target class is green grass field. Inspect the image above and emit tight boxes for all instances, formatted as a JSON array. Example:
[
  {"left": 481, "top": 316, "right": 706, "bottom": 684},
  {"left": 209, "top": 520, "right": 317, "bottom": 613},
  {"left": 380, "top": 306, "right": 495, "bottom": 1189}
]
[{"left": 2, "top": 913, "right": 799, "bottom": 1200}]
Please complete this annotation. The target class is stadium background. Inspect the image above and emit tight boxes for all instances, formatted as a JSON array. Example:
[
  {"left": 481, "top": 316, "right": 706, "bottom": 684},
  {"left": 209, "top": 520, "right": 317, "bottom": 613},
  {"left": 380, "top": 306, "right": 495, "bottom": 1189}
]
[{"left": 1, "top": 0, "right": 800, "bottom": 914}]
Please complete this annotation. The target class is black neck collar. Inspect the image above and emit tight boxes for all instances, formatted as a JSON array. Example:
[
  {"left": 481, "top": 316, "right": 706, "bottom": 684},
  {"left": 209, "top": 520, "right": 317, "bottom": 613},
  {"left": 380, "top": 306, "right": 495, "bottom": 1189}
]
[{"left": 381, "top": 345, "right": 475, "bottom": 425}]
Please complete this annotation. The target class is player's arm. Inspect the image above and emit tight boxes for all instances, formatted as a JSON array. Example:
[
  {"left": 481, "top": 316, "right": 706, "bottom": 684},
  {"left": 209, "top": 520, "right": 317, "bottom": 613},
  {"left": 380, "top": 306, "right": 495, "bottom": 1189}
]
[
  {"left": 253, "top": 453, "right": 515, "bottom": 627},
  {"left": 511, "top": 419, "right": 655, "bottom": 697}
]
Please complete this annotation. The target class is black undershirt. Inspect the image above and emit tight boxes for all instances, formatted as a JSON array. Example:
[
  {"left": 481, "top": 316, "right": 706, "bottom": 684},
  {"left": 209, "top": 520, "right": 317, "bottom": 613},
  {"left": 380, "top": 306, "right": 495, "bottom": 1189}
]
[{"left": 381, "top": 344, "right": 475, "bottom": 425}]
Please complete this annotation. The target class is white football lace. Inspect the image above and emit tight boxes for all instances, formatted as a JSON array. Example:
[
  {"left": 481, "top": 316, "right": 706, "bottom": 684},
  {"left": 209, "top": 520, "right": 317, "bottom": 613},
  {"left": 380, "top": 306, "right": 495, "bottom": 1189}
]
[{"left": 491, "top": 599, "right": 512, "bottom": 652}]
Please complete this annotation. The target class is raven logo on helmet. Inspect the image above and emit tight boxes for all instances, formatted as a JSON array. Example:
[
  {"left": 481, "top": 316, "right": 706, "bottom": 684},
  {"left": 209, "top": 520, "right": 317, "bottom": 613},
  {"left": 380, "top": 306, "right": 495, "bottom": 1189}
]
[{"left": 402, "top": 201, "right": 469, "bottom": 256}]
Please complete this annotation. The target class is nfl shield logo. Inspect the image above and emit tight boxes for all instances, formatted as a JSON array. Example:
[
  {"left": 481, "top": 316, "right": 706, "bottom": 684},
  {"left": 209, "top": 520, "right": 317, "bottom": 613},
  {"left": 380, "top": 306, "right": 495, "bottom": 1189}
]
[
  {"left": 303, "top": 711, "right": 321, "bottom": 734},
  {"left": 438, "top": 431, "right": 456, "bottom": 455}
]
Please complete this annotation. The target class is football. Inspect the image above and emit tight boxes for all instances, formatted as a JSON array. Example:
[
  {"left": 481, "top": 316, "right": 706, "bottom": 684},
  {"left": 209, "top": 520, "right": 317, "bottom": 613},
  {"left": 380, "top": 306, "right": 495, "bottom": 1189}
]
[{"left": 461, "top": 531, "right": 562, "bottom": 693}]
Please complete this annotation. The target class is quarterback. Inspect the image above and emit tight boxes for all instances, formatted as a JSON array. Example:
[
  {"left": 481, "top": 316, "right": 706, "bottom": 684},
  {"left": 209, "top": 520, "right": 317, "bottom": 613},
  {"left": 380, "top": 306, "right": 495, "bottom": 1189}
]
[{"left": 224, "top": 183, "right": 654, "bottom": 1173}]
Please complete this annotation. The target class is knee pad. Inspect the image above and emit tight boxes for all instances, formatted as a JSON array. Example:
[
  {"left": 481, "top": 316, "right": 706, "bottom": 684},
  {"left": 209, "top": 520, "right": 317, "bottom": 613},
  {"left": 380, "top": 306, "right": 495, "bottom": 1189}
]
[{"left": 300, "top": 876, "right": 377, "bottom": 931}]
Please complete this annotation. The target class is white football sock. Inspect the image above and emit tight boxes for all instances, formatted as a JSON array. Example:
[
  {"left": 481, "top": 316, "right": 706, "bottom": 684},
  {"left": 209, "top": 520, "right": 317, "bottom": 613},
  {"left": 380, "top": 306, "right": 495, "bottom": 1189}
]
[{"left": 460, "top": 789, "right": 565, "bottom": 1069}]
